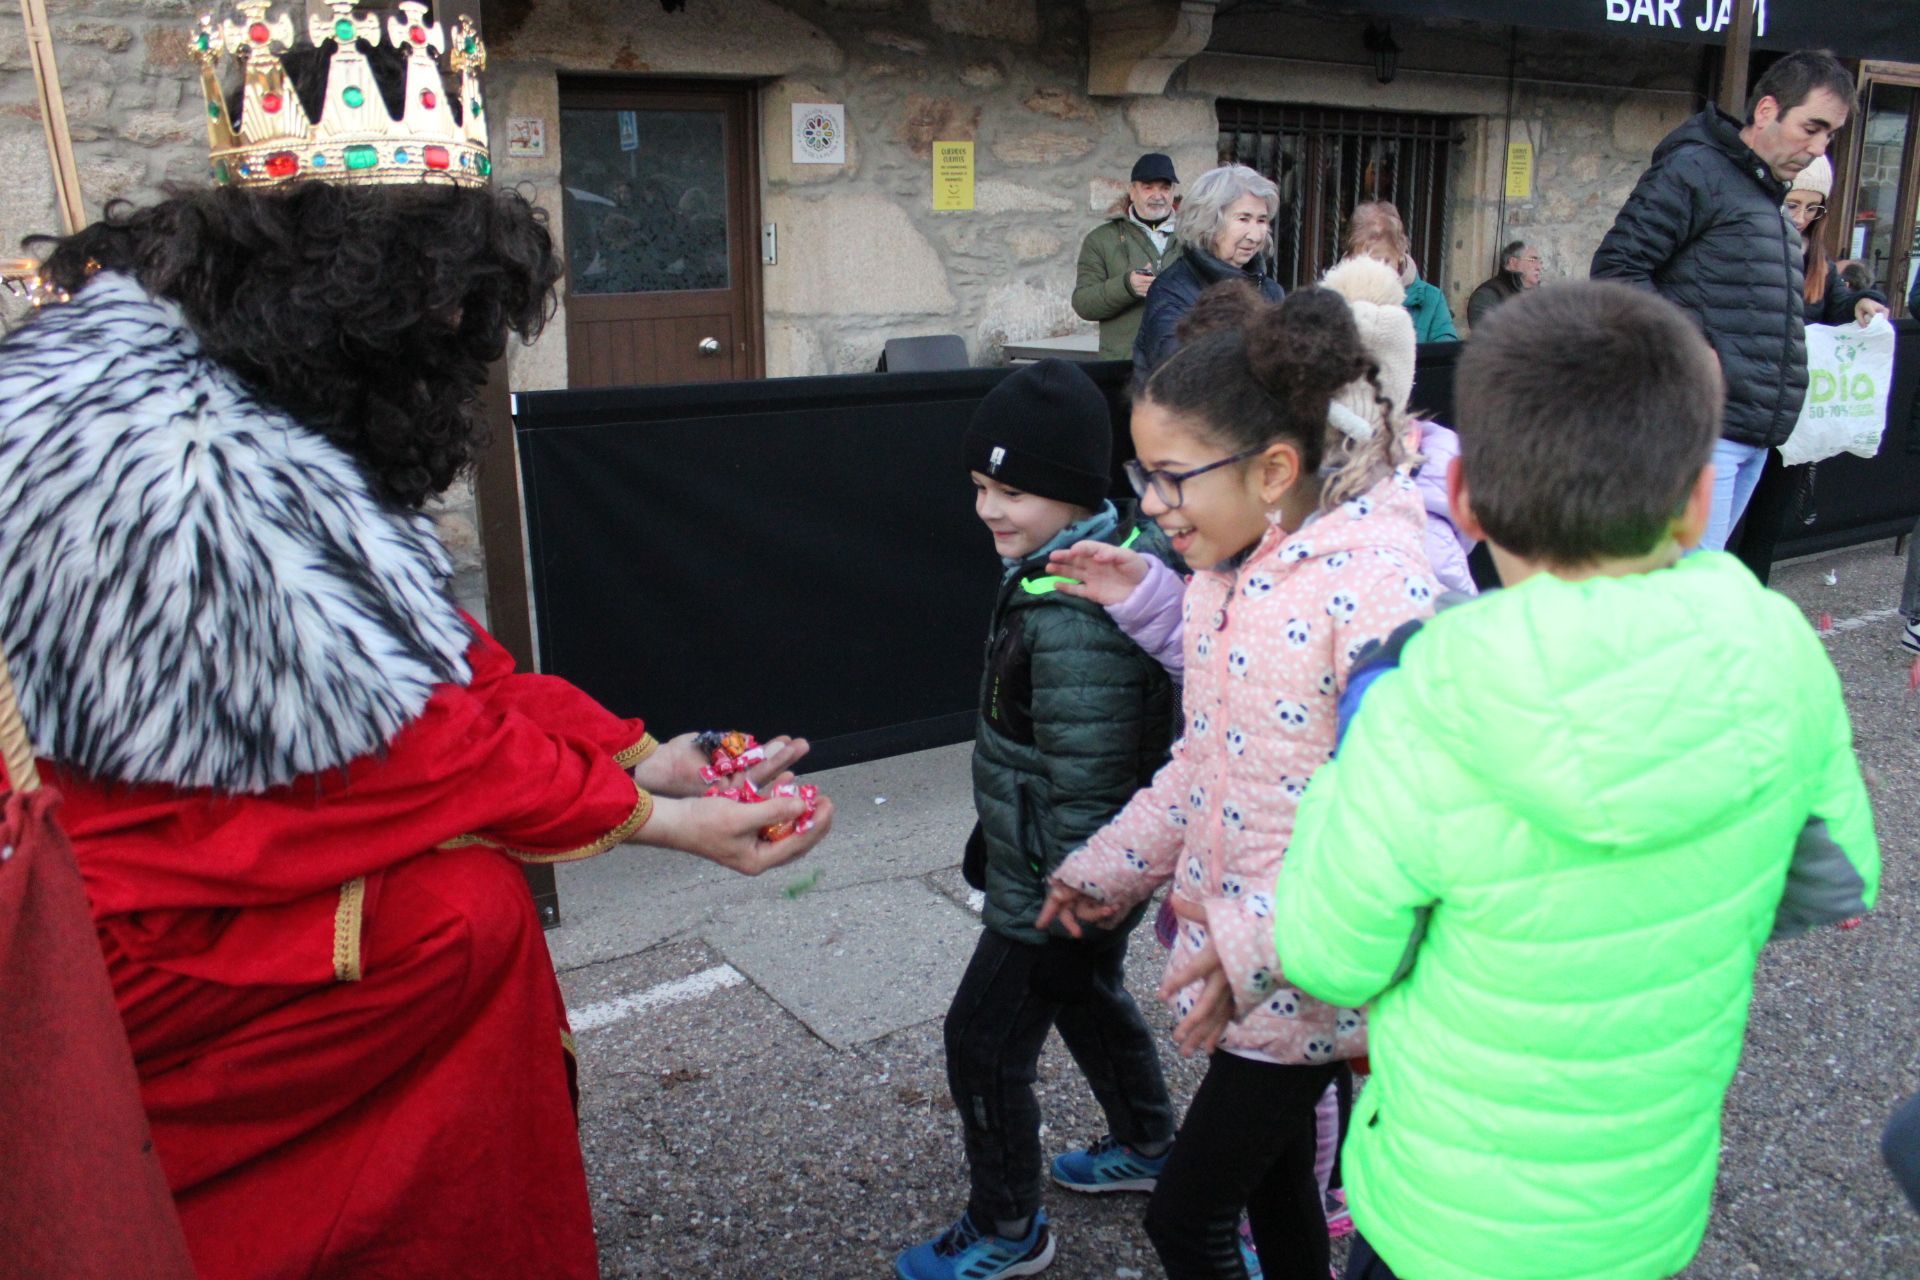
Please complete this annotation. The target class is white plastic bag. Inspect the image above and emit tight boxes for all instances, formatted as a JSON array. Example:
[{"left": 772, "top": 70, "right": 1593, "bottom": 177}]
[{"left": 1778, "top": 316, "right": 1897, "bottom": 467}]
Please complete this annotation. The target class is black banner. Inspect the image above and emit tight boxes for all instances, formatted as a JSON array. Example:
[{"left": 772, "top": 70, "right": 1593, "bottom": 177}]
[
  {"left": 516, "top": 366, "right": 1133, "bottom": 771},
  {"left": 1296, "top": 0, "right": 1920, "bottom": 64},
  {"left": 518, "top": 330, "right": 1915, "bottom": 770}
]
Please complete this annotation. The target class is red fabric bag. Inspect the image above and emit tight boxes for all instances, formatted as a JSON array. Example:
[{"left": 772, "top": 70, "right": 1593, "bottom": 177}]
[{"left": 0, "top": 754, "right": 196, "bottom": 1277}]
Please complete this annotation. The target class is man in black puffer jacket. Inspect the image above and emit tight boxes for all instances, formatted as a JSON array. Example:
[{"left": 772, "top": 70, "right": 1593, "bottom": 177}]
[{"left": 1592, "top": 49, "right": 1856, "bottom": 552}]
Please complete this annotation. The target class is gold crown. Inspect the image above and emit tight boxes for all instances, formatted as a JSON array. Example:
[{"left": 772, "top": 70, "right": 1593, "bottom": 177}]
[{"left": 194, "top": 0, "right": 489, "bottom": 189}]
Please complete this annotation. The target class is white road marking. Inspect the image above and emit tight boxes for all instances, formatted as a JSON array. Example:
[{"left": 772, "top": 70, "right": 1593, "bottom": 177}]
[
  {"left": 569, "top": 964, "right": 746, "bottom": 1034},
  {"left": 1818, "top": 607, "right": 1902, "bottom": 639}
]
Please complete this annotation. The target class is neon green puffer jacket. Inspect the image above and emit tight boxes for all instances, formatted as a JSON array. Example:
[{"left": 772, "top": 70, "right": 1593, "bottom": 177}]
[{"left": 1273, "top": 552, "right": 1878, "bottom": 1280}]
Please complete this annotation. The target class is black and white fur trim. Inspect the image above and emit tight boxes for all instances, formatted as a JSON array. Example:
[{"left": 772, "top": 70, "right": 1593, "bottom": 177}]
[{"left": 0, "top": 272, "right": 472, "bottom": 793}]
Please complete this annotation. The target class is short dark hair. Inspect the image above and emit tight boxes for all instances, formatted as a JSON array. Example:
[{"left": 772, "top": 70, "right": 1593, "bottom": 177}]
[
  {"left": 1456, "top": 282, "right": 1721, "bottom": 564},
  {"left": 1747, "top": 50, "right": 1855, "bottom": 125}
]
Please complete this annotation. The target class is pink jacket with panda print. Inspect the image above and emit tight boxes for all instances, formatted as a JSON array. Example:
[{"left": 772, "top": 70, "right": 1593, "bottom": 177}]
[{"left": 1052, "top": 468, "right": 1438, "bottom": 1064}]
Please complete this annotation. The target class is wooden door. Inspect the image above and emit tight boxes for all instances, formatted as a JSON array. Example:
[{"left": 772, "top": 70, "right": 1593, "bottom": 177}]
[{"left": 558, "top": 79, "right": 763, "bottom": 386}]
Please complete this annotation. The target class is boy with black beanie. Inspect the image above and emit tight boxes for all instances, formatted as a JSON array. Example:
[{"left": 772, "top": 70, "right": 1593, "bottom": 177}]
[{"left": 896, "top": 359, "right": 1181, "bottom": 1280}]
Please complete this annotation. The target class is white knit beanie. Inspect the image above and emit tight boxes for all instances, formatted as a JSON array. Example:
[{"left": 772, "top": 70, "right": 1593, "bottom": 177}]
[
  {"left": 1792, "top": 155, "right": 1833, "bottom": 200},
  {"left": 1321, "top": 256, "right": 1417, "bottom": 432}
]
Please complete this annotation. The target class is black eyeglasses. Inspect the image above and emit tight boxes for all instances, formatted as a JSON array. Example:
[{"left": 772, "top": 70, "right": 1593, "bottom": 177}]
[{"left": 1124, "top": 445, "right": 1264, "bottom": 509}]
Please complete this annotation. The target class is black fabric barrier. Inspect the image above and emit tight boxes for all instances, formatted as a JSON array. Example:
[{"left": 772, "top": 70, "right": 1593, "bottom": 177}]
[
  {"left": 516, "top": 327, "right": 1915, "bottom": 768},
  {"left": 1404, "top": 324, "right": 1920, "bottom": 560},
  {"left": 516, "top": 365, "right": 1133, "bottom": 772}
]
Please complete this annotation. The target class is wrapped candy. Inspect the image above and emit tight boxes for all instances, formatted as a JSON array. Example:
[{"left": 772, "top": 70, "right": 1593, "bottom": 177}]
[
  {"left": 706, "top": 767, "right": 825, "bottom": 844},
  {"left": 759, "top": 782, "right": 820, "bottom": 843},
  {"left": 695, "top": 730, "right": 769, "bottom": 782}
]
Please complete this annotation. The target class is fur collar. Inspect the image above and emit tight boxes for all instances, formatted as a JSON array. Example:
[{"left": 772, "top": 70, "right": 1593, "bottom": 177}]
[{"left": 0, "top": 272, "right": 472, "bottom": 794}]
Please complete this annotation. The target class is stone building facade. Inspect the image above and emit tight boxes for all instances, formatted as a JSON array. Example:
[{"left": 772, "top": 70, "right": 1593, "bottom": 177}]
[{"left": 0, "top": 0, "right": 1738, "bottom": 615}]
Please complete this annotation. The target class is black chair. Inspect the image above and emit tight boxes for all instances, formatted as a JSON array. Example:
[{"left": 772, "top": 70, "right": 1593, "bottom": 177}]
[{"left": 876, "top": 335, "right": 969, "bottom": 372}]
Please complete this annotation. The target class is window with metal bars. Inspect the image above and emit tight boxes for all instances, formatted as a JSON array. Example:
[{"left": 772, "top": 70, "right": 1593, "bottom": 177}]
[{"left": 1218, "top": 102, "right": 1461, "bottom": 292}]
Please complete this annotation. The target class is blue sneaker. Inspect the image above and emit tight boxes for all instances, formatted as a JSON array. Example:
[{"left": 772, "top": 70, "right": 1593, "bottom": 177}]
[
  {"left": 895, "top": 1210, "right": 1055, "bottom": 1280},
  {"left": 1049, "top": 1134, "right": 1169, "bottom": 1193}
]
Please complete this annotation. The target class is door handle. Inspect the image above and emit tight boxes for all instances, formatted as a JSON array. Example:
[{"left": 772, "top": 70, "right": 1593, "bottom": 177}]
[{"left": 698, "top": 337, "right": 721, "bottom": 356}]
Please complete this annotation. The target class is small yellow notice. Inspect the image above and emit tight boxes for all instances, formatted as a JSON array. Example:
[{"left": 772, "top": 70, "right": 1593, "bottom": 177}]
[
  {"left": 1505, "top": 142, "right": 1534, "bottom": 200},
  {"left": 933, "top": 140, "right": 974, "bottom": 211}
]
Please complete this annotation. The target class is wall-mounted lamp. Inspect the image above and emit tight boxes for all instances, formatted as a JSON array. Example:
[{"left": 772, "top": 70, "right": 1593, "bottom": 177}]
[{"left": 1363, "top": 23, "right": 1400, "bottom": 85}]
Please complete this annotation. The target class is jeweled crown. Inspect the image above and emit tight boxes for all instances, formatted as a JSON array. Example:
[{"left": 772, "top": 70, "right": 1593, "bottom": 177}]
[{"left": 194, "top": 0, "right": 489, "bottom": 189}]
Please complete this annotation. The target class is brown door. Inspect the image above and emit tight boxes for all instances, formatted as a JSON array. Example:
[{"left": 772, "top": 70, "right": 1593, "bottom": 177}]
[{"left": 558, "top": 79, "right": 763, "bottom": 386}]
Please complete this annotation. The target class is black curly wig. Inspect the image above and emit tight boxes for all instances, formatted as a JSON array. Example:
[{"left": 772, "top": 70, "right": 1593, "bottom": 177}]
[{"left": 28, "top": 181, "right": 561, "bottom": 509}]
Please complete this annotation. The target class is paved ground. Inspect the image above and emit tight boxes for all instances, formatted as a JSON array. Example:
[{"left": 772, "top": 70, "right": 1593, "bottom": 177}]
[{"left": 552, "top": 540, "right": 1920, "bottom": 1280}]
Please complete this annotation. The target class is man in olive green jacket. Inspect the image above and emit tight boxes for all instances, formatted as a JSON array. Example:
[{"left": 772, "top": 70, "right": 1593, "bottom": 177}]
[{"left": 1073, "top": 153, "right": 1183, "bottom": 359}]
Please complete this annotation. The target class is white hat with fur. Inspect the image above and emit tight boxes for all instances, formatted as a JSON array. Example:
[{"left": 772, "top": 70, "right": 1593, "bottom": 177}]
[
  {"left": 1321, "top": 256, "right": 1417, "bottom": 433},
  {"left": 1791, "top": 155, "right": 1833, "bottom": 200}
]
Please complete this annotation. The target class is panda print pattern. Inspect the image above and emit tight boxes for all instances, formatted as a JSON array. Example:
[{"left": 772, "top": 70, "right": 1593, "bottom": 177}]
[{"left": 1051, "top": 469, "right": 1438, "bottom": 1065}]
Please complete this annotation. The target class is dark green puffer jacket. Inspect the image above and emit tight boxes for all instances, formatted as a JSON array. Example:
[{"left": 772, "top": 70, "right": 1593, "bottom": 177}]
[{"left": 972, "top": 511, "right": 1179, "bottom": 946}]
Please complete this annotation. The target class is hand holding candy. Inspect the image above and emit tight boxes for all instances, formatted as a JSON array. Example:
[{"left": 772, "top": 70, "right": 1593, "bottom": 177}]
[
  {"left": 704, "top": 776, "right": 821, "bottom": 842},
  {"left": 696, "top": 730, "right": 768, "bottom": 783},
  {"left": 641, "top": 784, "right": 834, "bottom": 876},
  {"left": 1046, "top": 539, "right": 1150, "bottom": 606}
]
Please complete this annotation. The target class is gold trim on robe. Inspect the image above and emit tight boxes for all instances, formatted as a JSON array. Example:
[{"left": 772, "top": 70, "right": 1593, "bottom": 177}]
[
  {"left": 613, "top": 733, "right": 658, "bottom": 768},
  {"left": 438, "top": 782, "right": 653, "bottom": 864},
  {"left": 333, "top": 876, "right": 367, "bottom": 982}
]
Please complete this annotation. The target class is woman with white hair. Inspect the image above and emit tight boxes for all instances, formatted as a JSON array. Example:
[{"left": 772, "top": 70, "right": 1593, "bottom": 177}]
[{"left": 1131, "top": 164, "right": 1285, "bottom": 377}]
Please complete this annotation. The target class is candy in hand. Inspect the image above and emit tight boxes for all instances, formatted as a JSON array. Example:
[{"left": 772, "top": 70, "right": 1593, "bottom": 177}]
[
  {"left": 702, "top": 777, "right": 819, "bottom": 842},
  {"left": 759, "top": 782, "right": 820, "bottom": 843},
  {"left": 695, "top": 730, "right": 770, "bottom": 782}
]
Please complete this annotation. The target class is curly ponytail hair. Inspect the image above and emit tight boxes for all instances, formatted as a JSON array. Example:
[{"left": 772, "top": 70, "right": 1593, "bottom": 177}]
[
  {"left": 1141, "top": 283, "right": 1404, "bottom": 510},
  {"left": 29, "top": 182, "right": 561, "bottom": 510}
]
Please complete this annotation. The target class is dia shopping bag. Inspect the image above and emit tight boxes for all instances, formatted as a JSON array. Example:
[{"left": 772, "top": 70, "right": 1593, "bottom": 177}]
[{"left": 1778, "top": 316, "right": 1897, "bottom": 467}]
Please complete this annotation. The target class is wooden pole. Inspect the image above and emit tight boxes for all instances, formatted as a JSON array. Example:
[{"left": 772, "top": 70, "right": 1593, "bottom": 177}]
[
  {"left": 1717, "top": 0, "right": 1756, "bottom": 118},
  {"left": 472, "top": 357, "right": 561, "bottom": 926},
  {"left": 16, "top": 0, "right": 85, "bottom": 234}
]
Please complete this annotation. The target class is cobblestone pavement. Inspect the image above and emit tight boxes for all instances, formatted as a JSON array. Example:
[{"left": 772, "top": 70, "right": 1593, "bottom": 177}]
[{"left": 555, "top": 540, "right": 1920, "bottom": 1279}]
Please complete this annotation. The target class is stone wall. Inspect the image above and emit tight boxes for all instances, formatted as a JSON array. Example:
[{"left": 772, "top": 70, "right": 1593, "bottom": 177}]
[
  {"left": 0, "top": 0, "right": 1716, "bottom": 617},
  {"left": 487, "top": 0, "right": 1218, "bottom": 385}
]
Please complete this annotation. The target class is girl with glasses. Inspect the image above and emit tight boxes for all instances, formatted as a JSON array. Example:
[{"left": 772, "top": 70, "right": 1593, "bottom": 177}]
[{"left": 1036, "top": 284, "right": 1439, "bottom": 1280}]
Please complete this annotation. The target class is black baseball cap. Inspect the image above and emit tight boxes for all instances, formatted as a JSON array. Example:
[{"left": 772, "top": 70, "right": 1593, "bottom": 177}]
[{"left": 1130, "top": 153, "right": 1178, "bottom": 184}]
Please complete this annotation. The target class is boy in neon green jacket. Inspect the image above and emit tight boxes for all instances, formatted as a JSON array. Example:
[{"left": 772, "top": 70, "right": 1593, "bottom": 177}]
[{"left": 1272, "top": 282, "right": 1879, "bottom": 1280}]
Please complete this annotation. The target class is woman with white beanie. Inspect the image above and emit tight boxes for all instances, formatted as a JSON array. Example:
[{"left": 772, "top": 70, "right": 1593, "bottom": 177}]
[
  {"left": 1783, "top": 156, "right": 1888, "bottom": 328},
  {"left": 1731, "top": 155, "right": 1891, "bottom": 585},
  {"left": 1320, "top": 255, "right": 1479, "bottom": 596}
]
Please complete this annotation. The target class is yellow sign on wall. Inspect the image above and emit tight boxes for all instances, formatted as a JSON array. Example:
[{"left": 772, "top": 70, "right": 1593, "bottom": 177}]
[
  {"left": 1505, "top": 142, "right": 1534, "bottom": 200},
  {"left": 933, "top": 141, "right": 974, "bottom": 210}
]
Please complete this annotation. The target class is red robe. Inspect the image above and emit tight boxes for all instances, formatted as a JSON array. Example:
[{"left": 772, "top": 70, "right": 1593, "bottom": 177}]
[{"left": 53, "top": 622, "right": 651, "bottom": 1280}]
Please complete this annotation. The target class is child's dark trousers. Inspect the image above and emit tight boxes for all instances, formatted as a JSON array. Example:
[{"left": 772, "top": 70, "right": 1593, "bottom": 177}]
[
  {"left": 1145, "top": 1049, "right": 1339, "bottom": 1280},
  {"left": 944, "top": 927, "right": 1175, "bottom": 1228}
]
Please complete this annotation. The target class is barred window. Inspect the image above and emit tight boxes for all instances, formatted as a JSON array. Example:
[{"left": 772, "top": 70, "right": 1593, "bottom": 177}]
[{"left": 1218, "top": 103, "right": 1460, "bottom": 292}]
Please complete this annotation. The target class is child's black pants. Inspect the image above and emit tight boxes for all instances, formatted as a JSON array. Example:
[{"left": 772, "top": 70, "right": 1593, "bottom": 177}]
[
  {"left": 944, "top": 927, "right": 1174, "bottom": 1228},
  {"left": 1145, "top": 1049, "right": 1338, "bottom": 1280}
]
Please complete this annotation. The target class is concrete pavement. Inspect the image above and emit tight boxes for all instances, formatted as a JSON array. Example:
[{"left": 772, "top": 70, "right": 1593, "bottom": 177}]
[{"left": 554, "top": 539, "right": 1920, "bottom": 1279}]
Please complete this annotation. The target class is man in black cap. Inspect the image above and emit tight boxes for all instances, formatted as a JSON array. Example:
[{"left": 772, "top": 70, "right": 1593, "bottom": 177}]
[{"left": 1072, "top": 153, "right": 1182, "bottom": 360}]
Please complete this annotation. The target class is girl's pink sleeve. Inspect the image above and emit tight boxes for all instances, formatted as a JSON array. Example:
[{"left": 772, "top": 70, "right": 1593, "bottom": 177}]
[
  {"left": 1052, "top": 743, "right": 1192, "bottom": 911},
  {"left": 1104, "top": 558, "right": 1188, "bottom": 678}
]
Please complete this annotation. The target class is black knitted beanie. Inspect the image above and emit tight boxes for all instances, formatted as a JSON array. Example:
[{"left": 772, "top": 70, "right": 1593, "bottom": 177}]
[{"left": 962, "top": 358, "right": 1112, "bottom": 509}]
